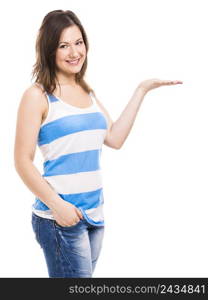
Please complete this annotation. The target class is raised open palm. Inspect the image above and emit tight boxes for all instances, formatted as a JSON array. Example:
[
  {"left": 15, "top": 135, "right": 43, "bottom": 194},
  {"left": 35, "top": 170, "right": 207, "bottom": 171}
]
[{"left": 138, "top": 78, "right": 183, "bottom": 94}]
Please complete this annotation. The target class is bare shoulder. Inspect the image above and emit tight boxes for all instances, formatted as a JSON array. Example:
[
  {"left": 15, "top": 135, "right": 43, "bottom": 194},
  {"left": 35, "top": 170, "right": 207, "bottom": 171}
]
[
  {"left": 20, "top": 83, "right": 47, "bottom": 112},
  {"left": 91, "top": 90, "right": 109, "bottom": 114},
  {"left": 90, "top": 90, "right": 113, "bottom": 127},
  {"left": 91, "top": 90, "right": 104, "bottom": 109}
]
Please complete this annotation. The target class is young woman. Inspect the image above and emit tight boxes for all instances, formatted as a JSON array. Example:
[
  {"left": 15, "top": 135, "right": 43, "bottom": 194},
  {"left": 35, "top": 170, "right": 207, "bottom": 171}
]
[{"left": 14, "top": 9, "right": 182, "bottom": 278}]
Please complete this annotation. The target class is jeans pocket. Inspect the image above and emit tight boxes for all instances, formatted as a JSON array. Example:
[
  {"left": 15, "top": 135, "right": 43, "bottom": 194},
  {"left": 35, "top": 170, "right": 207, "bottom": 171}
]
[
  {"left": 54, "top": 218, "right": 83, "bottom": 230},
  {"left": 31, "top": 213, "right": 41, "bottom": 245}
]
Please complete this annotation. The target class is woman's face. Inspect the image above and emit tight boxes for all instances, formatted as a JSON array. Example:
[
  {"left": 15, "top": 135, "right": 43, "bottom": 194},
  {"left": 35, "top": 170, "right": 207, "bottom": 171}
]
[{"left": 55, "top": 25, "right": 86, "bottom": 77}]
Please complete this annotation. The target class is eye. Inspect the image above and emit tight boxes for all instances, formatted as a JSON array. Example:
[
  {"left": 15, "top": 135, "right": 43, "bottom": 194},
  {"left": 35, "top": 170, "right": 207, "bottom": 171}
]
[
  {"left": 77, "top": 41, "right": 83, "bottom": 45},
  {"left": 59, "top": 44, "right": 68, "bottom": 49}
]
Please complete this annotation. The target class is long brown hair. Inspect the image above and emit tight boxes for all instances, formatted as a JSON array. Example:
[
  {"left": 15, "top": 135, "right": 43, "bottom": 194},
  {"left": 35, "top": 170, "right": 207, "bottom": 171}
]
[{"left": 31, "top": 10, "right": 94, "bottom": 94}]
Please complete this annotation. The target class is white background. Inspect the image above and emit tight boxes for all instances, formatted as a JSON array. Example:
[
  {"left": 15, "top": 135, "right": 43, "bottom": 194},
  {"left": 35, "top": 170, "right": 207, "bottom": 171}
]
[{"left": 0, "top": 0, "right": 208, "bottom": 277}]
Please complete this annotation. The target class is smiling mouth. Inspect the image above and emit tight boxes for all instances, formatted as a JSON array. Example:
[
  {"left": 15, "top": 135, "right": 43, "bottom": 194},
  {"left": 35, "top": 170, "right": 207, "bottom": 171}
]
[{"left": 65, "top": 58, "right": 80, "bottom": 65}]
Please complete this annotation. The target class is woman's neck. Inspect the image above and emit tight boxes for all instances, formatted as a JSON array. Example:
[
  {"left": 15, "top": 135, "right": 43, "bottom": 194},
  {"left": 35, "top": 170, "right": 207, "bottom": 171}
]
[{"left": 55, "top": 73, "right": 77, "bottom": 87}]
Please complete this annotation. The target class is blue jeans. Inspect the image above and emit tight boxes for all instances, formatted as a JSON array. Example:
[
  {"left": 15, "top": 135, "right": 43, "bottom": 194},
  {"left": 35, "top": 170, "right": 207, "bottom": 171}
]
[{"left": 31, "top": 212, "right": 105, "bottom": 278}]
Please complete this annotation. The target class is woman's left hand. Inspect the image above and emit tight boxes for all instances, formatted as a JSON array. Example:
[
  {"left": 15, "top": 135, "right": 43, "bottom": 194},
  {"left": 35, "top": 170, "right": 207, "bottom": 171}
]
[{"left": 137, "top": 78, "right": 183, "bottom": 95}]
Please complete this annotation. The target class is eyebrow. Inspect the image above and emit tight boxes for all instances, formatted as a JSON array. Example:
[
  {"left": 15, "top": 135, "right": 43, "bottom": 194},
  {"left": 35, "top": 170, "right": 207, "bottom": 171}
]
[{"left": 59, "top": 38, "right": 83, "bottom": 45}]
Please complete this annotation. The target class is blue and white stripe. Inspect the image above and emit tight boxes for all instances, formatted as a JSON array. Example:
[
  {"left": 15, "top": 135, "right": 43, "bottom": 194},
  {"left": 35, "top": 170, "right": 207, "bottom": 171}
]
[{"left": 32, "top": 91, "right": 107, "bottom": 226}]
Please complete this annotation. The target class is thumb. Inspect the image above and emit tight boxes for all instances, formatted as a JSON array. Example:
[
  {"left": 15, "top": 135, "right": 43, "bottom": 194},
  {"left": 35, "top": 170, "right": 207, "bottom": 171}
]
[{"left": 75, "top": 207, "right": 84, "bottom": 219}]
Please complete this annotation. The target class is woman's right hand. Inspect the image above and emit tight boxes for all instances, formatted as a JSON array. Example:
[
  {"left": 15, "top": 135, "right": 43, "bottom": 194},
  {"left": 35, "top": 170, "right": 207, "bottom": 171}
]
[{"left": 51, "top": 200, "right": 84, "bottom": 227}]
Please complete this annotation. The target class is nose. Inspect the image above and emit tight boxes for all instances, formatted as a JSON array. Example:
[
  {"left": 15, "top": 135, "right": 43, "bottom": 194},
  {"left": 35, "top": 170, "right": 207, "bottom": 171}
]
[{"left": 68, "top": 45, "right": 79, "bottom": 59}]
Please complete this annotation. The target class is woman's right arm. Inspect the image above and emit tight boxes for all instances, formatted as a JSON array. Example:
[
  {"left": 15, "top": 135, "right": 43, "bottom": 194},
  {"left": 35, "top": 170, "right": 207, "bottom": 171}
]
[{"left": 14, "top": 85, "right": 83, "bottom": 226}]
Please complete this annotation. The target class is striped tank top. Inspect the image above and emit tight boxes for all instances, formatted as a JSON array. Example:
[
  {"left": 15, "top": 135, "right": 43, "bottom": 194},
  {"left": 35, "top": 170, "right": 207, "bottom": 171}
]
[{"left": 32, "top": 89, "right": 108, "bottom": 226}]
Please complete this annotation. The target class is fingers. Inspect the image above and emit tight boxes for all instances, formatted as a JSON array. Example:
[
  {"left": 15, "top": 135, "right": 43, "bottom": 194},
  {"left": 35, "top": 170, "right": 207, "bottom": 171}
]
[{"left": 164, "top": 80, "right": 183, "bottom": 85}]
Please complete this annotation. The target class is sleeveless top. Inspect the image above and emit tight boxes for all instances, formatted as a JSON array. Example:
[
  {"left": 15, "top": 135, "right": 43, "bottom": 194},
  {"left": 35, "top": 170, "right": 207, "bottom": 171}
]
[{"left": 32, "top": 89, "right": 108, "bottom": 226}]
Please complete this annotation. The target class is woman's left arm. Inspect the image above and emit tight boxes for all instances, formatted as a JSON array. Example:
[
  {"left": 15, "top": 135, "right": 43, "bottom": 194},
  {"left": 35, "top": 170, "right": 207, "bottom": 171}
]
[{"left": 93, "top": 78, "right": 183, "bottom": 149}]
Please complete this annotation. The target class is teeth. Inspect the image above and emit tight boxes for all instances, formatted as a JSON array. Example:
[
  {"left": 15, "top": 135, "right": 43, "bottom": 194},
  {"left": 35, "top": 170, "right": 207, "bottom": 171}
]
[{"left": 67, "top": 59, "right": 79, "bottom": 64}]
